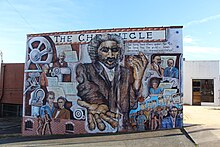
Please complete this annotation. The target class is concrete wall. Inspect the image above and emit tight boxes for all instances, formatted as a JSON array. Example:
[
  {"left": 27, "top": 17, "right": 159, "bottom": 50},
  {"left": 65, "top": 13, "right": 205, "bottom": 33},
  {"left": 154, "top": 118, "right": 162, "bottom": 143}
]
[{"left": 183, "top": 60, "right": 220, "bottom": 105}]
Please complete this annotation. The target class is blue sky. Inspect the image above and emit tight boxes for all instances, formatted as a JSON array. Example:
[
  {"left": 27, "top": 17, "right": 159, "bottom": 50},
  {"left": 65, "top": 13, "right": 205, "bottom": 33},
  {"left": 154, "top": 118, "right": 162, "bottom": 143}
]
[{"left": 1, "top": 0, "right": 220, "bottom": 63}]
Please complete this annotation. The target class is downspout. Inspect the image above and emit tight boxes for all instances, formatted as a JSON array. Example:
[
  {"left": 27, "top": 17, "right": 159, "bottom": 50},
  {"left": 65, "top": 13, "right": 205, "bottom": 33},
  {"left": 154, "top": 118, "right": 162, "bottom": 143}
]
[{"left": 0, "top": 64, "right": 5, "bottom": 102}]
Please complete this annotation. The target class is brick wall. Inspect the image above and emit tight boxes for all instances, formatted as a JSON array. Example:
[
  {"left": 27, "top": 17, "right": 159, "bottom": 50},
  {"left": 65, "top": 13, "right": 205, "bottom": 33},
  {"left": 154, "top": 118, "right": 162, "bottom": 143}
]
[{"left": 0, "top": 63, "right": 24, "bottom": 104}]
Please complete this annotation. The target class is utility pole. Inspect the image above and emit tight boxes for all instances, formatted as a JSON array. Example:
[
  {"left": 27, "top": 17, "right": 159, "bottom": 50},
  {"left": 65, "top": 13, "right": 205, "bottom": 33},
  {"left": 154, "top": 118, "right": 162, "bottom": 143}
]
[
  {"left": 0, "top": 50, "right": 3, "bottom": 80},
  {"left": 0, "top": 51, "right": 2, "bottom": 117},
  {"left": 0, "top": 51, "right": 3, "bottom": 63}
]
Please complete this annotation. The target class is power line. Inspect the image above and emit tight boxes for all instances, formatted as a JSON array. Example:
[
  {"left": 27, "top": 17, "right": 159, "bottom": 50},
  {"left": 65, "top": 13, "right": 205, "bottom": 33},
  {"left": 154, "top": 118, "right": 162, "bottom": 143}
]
[{"left": 6, "top": 0, "right": 38, "bottom": 32}]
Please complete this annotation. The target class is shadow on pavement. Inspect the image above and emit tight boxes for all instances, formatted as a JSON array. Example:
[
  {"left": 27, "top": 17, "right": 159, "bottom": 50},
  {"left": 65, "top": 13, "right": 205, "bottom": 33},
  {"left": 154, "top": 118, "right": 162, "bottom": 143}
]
[
  {"left": 0, "top": 129, "right": 193, "bottom": 145},
  {"left": 184, "top": 123, "right": 220, "bottom": 133},
  {"left": 184, "top": 124, "right": 202, "bottom": 127},
  {"left": 187, "top": 128, "right": 220, "bottom": 133}
]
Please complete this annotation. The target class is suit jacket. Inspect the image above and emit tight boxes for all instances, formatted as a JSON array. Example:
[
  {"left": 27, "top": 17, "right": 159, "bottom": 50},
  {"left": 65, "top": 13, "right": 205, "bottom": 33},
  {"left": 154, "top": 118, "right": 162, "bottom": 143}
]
[
  {"left": 150, "top": 63, "right": 164, "bottom": 77},
  {"left": 52, "top": 108, "right": 70, "bottom": 119},
  {"left": 164, "top": 67, "right": 179, "bottom": 78},
  {"left": 162, "top": 116, "right": 182, "bottom": 129},
  {"left": 76, "top": 61, "right": 137, "bottom": 118}
]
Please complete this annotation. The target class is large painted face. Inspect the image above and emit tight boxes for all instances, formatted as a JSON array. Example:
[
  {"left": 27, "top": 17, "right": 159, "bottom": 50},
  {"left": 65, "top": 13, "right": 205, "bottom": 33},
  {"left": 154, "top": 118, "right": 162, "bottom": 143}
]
[{"left": 97, "top": 40, "right": 120, "bottom": 69}]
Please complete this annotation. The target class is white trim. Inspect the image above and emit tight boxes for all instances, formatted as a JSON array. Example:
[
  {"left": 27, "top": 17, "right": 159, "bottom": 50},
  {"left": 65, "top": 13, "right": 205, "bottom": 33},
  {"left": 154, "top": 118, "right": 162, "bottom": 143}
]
[{"left": 201, "top": 102, "right": 216, "bottom": 106}]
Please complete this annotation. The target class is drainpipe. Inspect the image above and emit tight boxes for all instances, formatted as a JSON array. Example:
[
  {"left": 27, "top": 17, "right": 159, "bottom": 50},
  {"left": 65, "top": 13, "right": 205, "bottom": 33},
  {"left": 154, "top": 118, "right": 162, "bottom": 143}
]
[
  {"left": 0, "top": 51, "right": 3, "bottom": 103},
  {"left": 0, "top": 64, "right": 5, "bottom": 102},
  {"left": 218, "top": 89, "right": 220, "bottom": 106}
]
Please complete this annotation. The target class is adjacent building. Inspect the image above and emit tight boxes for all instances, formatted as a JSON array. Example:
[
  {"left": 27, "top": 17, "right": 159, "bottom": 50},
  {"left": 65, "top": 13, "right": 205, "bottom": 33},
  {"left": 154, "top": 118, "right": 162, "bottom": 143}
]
[
  {"left": 183, "top": 60, "right": 220, "bottom": 106},
  {"left": 0, "top": 63, "right": 24, "bottom": 117}
]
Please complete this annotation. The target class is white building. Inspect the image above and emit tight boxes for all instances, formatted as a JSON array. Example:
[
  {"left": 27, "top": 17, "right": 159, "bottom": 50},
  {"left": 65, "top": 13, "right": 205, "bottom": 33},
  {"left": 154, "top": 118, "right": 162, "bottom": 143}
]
[{"left": 183, "top": 60, "right": 220, "bottom": 106}]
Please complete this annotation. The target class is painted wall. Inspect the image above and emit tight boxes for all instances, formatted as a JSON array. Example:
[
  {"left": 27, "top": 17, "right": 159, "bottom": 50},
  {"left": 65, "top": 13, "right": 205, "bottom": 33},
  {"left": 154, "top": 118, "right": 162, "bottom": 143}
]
[
  {"left": 183, "top": 60, "right": 220, "bottom": 105},
  {"left": 22, "top": 27, "right": 183, "bottom": 136}
]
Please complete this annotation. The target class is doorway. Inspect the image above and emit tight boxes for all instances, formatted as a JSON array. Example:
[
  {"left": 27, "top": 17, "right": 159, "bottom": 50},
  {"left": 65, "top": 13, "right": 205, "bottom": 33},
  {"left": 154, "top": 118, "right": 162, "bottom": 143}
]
[{"left": 192, "top": 79, "right": 214, "bottom": 105}]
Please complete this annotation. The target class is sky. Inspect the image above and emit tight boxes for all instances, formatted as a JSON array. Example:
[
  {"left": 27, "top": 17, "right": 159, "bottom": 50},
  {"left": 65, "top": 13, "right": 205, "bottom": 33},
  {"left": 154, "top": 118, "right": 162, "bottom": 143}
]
[{"left": 1, "top": 0, "right": 220, "bottom": 63}]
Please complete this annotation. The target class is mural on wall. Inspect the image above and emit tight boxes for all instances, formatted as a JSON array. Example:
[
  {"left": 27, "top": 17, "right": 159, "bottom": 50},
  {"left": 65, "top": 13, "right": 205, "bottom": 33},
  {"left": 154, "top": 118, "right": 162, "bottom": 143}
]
[{"left": 22, "top": 26, "right": 183, "bottom": 136}]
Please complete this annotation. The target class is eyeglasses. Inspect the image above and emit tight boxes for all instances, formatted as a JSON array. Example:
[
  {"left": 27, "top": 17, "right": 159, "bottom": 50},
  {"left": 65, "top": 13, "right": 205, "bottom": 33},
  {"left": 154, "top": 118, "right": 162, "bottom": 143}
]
[
  {"left": 99, "top": 47, "right": 119, "bottom": 53},
  {"left": 58, "top": 101, "right": 64, "bottom": 103}
]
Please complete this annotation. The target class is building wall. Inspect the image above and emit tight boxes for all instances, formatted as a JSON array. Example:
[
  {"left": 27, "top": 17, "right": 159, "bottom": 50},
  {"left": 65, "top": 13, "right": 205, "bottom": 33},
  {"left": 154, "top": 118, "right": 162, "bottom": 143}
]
[
  {"left": 183, "top": 60, "right": 220, "bottom": 105},
  {"left": 22, "top": 26, "right": 184, "bottom": 136},
  {"left": 0, "top": 63, "right": 24, "bottom": 104}
]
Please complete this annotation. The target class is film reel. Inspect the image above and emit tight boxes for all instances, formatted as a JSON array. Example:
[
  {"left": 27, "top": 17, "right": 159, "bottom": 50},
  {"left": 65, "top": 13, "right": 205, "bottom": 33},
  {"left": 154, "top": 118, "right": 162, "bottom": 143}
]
[
  {"left": 73, "top": 109, "right": 85, "bottom": 120},
  {"left": 26, "top": 37, "right": 53, "bottom": 70}
]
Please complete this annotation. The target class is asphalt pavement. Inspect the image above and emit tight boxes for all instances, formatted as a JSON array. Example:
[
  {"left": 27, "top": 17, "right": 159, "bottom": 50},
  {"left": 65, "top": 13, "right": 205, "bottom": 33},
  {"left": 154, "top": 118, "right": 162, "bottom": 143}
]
[
  {"left": 1, "top": 106, "right": 220, "bottom": 146},
  {"left": 0, "top": 117, "right": 21, "bottom": 138}
]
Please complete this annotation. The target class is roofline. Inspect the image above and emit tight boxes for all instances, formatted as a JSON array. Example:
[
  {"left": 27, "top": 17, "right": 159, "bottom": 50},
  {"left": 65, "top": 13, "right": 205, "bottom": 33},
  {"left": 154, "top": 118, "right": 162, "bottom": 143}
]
[
  {"left": 27, "top": 26, "right": 183, "bottom": 37},
  {"left": 184, "top": 60, "right": 219, "bottom": 62},
  {"left": 2, "top": 63, "right": 25, "bottom": 65}
]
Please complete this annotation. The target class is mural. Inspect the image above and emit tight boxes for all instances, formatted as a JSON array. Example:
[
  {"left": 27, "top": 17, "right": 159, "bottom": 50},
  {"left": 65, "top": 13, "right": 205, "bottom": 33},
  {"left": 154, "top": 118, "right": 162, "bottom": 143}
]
[{"left": 22, "top": 27, "right": 183, "bottom": 136}]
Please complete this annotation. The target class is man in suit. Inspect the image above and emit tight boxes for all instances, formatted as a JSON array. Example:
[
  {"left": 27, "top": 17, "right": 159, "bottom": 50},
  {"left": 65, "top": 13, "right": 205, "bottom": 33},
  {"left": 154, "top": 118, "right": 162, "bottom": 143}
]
[
  {"left": 164, "top": 58, "right": 179, "bottom": 79},
  {"left": 150, "top": 55, "right": 164, "bottom": 77},
  {"left": 40, "top": 91, "right": 55, "bottom": 119},
  {"left": 53, "top": 96, "right": 70, "bottom": 119},
  {"left": 76, "top": 34, "right": 148, "bottom": 131},
  {"left": 162, "top": 106, "right": 182, "bottom": 129},
  {"left": 52, "top": 51, "right": 71, "bottom": 82},
  {"left": 54, "top": 51, "right": 68, "bottom": 68}
]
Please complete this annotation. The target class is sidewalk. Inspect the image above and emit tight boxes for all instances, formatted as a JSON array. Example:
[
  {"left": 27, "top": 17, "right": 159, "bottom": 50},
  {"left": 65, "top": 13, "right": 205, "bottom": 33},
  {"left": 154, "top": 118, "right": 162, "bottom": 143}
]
[
  {"left": 184, "top": 106, "right": 220, "bottom": 146},
  {"left": 0, "top": 129, "right": 195, "bottom": 147}
]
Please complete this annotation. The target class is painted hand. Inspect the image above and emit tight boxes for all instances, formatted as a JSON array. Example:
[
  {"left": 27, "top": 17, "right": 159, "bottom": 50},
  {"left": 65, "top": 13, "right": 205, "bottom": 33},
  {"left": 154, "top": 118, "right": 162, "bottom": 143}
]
[
  {"left": 77, "top": 100, "right": 121, "bottom": 131},
  {"left": 128, "top": 52, "right": 148, "bottom": 90}
]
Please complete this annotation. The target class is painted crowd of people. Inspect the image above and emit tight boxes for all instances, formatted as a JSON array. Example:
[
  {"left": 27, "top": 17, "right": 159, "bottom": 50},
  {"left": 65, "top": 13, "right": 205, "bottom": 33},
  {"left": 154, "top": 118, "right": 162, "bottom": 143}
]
[{"left": 129, "top": 106, "right": 183, "bottom": 131}]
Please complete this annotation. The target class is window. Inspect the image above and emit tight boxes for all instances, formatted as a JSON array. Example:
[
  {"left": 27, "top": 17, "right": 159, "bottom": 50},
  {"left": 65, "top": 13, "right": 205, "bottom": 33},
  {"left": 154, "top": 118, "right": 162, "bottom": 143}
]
[
  {"left": 25, "top": 120, "right": 33, "bottom": 131},
  {"left": 192, "top": 81, "right": 200, "bottom": 87},
  {"left": 2, "top": 104, "right": 22, "bottom": 117},
  {"left": 65, "top": 123, "right": 74, "bottom": 133},
  {"left": 201, "top": 79, "right": 214, "bottom": 102},
  {"left": 192, "top": 79, "right": 214, "bottom": 103}
]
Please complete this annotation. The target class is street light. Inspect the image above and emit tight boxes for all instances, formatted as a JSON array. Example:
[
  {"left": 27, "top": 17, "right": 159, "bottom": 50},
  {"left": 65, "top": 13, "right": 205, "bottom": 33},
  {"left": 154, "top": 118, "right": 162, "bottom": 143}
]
[
  {"left": 0, "top": 51, "right": 3, "bottom": 63},
  {"left": 0, "top": 50, "right": 2, "bottom": 75}
]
